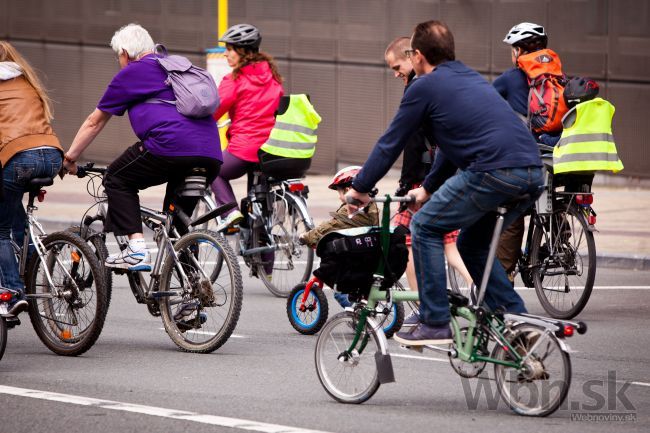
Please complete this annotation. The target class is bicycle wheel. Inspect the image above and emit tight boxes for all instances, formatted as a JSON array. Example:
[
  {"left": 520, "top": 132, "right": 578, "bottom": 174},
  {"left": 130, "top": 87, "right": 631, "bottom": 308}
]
[
  {"left": 68, "top": 225, "right": 113, "bottom": 311},
  {"left": 256, "top": 195, "right": 314, "bottom": 298},
  {"left": 0, "top": 317, "right": 6, "bottom": 361},
  {"left": 159, "top": 230, "right": 243, "bottom": 353},
  {"left": 287, "top": 283, "right": 328, "bottom": 335},
  {"left": 492, "top": 323, "right": 571, "bottom": 417},
  {"left": 26, "top": 231, "right": 108, "bottom": 356},
  {"left": 315, "top": 311, "right": 381, "bottom": 403},
  {"left": 447, "top": 262, "right": 476, "bottom": 305},
  {"left": 531, "top": 204, "right": 596, "bottom": 319}
]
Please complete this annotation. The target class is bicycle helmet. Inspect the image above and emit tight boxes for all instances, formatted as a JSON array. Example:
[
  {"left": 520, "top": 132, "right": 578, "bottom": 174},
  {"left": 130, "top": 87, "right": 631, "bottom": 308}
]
[
  {"left": 328, "top": 166, "right": 362, "bottom": 190},
  {"left": 563, "top": 76, "right": 600, "bottom": 108},
  {"left": 503, "top": 22, "right": 548, "bottom": 51},
  {"left": 219, "top": 23, "right": 262, "bottom": 50}
]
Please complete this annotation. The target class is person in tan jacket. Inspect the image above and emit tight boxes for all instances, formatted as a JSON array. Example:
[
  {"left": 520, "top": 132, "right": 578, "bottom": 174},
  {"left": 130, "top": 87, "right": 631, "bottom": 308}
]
[
  {"left": 0, "top": 41, "right": 62, "bottom": 305},
  {"left": 299, "top": 166, "right": 378, "bottom": 308}
]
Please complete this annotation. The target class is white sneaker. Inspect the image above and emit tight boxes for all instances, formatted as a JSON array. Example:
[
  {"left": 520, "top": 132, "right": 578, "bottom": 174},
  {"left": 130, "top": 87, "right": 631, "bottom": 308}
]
[
  {"left": 218, "top": 210, "right": 244, "bottom": 230},
  {"left": 105, "top": 247, "right": 151, "bottom": 271}
]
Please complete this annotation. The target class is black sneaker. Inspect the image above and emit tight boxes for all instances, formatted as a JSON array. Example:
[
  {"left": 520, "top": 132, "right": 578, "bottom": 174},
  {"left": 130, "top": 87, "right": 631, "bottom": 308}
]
[{"left": 394, "top": 323, "right": 453, "bottom": 346}]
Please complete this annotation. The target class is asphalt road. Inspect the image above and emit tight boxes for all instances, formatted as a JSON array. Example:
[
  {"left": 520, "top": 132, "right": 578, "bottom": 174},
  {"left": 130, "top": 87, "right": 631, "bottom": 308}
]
[{"left": 1, "top": 248, "right": 649, "bottom": 432}]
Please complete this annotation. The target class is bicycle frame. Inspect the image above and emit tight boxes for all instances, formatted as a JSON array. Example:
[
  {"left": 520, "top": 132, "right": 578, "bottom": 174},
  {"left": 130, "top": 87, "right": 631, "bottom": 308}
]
[{"left": 341, "top": 195, "right": 582, "bottom": 382}]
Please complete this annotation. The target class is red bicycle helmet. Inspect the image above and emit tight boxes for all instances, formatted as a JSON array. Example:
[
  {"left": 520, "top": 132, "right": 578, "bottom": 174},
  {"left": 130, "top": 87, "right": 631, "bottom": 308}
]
[{"left": 328, "top": 166, "right": 362, "bottom": 190}]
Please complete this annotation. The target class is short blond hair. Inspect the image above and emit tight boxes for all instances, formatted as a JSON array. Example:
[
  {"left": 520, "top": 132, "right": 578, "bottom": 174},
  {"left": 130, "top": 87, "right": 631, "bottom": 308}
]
[{"left": 385, "top": 37, "right": 411, "bottom": 60}]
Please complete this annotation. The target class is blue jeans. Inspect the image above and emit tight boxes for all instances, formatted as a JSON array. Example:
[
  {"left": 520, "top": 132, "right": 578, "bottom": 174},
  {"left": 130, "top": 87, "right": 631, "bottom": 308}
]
[
  {"left": 410, "top": 167, "right": 544, "bottom": 326},
  {"left": 0, "top": 148, "right": 62, "bottom": 292}
]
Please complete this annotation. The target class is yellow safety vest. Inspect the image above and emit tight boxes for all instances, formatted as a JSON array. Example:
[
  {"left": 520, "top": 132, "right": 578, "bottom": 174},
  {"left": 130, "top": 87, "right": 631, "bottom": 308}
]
[
  {"left": 553, "top": 97, "right": 624, "bottom": 174},
  {"left": 260, "top": 94, "right": 321, "bottom": 159}
]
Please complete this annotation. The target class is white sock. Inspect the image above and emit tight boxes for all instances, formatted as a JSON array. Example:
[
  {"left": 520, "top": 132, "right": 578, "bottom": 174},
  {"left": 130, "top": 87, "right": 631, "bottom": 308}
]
[{"left": 128, "top": 238, "right": 147, "bottom": 252}]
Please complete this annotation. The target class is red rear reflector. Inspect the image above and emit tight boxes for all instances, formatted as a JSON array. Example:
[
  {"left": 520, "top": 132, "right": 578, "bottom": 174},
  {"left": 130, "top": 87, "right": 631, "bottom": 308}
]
[
  {"left": 288, "top": 183, "right": 305, "bottom": 192},
  {"left": 0, "top": 292, "right": 13, "bottom": 302},
  {"left": 575, "top": 194, "right": 593, "bottom": 205},
  {"left": 38, "top": 190, "right": 47, "bottom": 202},
  {"left": 588, "top": 215, "right": 597, "bottom": 225},
  {"left": 564, "top": 325, "right": 574, "bottom": 337}
]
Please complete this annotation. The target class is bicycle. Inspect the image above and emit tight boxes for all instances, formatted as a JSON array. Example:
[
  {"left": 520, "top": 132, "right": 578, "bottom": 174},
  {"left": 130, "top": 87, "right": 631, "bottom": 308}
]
[
  {"left": 74, "top": 163, "right": 243, "bottom": 353},
  {"left": 515, "top": 144, "right": 596, "bottom": 319},
  {"left": 1, "top": 176, "right": 107, "bottom": 357},
  {"left": 193, "top": 168, "right": 315, "bottom": 298},
  {"left": 314, "top": 194, "right": 587, "bottom": 416},
  {"left": 452, "top": 144, "right": 597, "bottom": 319}
]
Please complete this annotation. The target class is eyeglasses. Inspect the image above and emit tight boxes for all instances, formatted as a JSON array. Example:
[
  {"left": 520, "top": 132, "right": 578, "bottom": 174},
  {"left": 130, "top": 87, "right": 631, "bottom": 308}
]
[{"left": 404, "top": 49, "right": 416, "bottom": 58}]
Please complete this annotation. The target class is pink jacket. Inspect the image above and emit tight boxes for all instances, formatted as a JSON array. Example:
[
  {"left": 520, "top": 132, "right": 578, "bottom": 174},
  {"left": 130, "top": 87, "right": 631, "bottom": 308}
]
[{"left": 213, "top": 61, "right": 284, "bottom": 162}]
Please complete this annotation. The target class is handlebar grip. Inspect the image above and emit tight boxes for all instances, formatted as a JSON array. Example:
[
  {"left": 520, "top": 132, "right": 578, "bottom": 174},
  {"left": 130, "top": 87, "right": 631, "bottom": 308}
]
[{"left": 76, "top": 166, "right": 87, "bottom": 178}]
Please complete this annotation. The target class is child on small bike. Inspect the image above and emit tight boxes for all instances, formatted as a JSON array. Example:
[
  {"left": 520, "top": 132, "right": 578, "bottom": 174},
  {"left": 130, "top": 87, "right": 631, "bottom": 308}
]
[{"left": 299, "top": 166, "right": 379, "bottom": 307}]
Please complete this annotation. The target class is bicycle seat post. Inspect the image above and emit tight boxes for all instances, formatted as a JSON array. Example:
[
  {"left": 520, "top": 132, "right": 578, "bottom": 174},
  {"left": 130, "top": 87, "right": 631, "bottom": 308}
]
[{"left": 475, "top": 206, "right": 508, "bottom": 307}]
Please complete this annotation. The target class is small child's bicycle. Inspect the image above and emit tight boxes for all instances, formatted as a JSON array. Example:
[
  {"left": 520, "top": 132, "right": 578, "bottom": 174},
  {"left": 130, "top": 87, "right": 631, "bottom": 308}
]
[
  {"left": 314, "top": 194, "right": 587, "bottom": 416},
  {"left": 286, "top": 275, "right": 405, "bottom": 338}
]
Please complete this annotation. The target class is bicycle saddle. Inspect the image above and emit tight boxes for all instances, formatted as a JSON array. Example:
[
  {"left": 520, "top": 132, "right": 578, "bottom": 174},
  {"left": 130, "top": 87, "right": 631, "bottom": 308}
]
[
  {"left": 178, "top": 168, "right": 208, "bottom": 197},
  {"left": 28, "top": 177, "right": 54, "bottom": 189}
]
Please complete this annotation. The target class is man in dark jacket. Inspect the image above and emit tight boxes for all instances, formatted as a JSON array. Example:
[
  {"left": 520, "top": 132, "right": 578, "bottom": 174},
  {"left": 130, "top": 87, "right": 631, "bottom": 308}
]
[{"left": 347, "top": 20, "right": 544, "bottom": 345}]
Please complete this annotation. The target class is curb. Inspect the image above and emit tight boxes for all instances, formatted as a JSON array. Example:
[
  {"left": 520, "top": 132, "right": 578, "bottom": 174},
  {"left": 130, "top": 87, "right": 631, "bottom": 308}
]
[
  {"left": 38, "top": 217, "right": 649, "bottom": 271},
  {"left": 597, "top": 253, "right": 650, "bottom": 271}
]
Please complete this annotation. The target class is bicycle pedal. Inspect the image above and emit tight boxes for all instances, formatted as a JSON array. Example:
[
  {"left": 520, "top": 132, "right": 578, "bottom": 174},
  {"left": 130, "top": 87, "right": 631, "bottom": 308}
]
[
  {"left": 399, "top": 344, "right": 424, "bottom": 353},
  {"left": 5, "top": 316, "right": 21, "bottom": 329}
]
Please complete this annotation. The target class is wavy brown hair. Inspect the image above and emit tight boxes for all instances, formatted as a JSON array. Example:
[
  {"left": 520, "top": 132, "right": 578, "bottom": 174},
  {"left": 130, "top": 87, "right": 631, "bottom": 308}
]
[
  {"left": 0, "top": 41, "right": 54, "bottom": 121},
  {"left": 231, "top": 46, "right": 283, "bottom": 84}
]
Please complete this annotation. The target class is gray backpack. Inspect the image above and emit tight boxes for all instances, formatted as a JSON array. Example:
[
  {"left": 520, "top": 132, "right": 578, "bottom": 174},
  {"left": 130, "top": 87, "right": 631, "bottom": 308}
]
[{"left": 146, "top": 44, "right": 219, "bottom": 118}]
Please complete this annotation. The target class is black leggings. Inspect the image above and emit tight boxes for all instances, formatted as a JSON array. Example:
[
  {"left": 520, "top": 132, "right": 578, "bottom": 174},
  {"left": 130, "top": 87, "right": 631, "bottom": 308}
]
[{"left": 103, "top": 143, "right": 221, "bottom": 236}]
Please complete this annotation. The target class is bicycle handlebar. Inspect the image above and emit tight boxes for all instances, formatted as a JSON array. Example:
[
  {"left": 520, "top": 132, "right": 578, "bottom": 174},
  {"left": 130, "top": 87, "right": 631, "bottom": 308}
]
[
  {"left": 76, "top": 163, "right": 107, "bottom": 178},
  {"left": 346, "top": 194, "right": 415, "bottom": 206}
]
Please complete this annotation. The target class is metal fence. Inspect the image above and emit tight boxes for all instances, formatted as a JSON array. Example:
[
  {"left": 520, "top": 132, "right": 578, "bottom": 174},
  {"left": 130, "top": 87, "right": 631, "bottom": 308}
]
[{"left": 3, "top": 0, "right": 649, "bottom": 177}]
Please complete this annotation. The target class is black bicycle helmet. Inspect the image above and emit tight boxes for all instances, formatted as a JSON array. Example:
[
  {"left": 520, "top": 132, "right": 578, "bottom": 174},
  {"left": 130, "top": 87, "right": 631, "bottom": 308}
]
[
  {"left": 219, "top": 23, "right": 261, "bottom": 50},
  {"left": 563, "top": 77, "right": 600, "bottom": 108}
]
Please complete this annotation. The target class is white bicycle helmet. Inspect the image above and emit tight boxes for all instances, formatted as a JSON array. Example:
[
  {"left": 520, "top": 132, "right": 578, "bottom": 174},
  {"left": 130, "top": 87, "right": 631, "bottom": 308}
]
[
  {"left": 503, "top": 22, "right": 547, "bottom": 46},
  {"left": 219, "top": 23, "right": 261, "bottom": 49}
]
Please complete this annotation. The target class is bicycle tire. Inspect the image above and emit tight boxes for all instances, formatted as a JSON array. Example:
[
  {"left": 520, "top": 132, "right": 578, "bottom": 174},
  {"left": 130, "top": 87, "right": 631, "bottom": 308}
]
[
  {"left": 0, "top": 317, "right": 6, "bottom": 361},
  {"left": 287, "top": 283, "right": 329, "bottom": 335},
  {"left": 379, "top": 301, "right": 404, "bottom": 339},
  {"left": 447, "top": 262, "right": 476, "bottom": 305},
  {"left": 68, "top": 225, "right": 113, "bottom": 312},
  {"left": 315, "top": 311, "right": 381, "bottom": 404},
  {"left": 159, "top": 230, "right": 243, "bottom": 353},
  {"left": 25, "top": 230, "right": 108, "bottom": 356},
  {"left": 255, "top": 194, "right": 314, "bottom": 298},
  {"left": 531, "top": 204, "right": 596, "bottom": 319},
  {"left": 492, "top": 323, "right": 571, "bottom": 417}
]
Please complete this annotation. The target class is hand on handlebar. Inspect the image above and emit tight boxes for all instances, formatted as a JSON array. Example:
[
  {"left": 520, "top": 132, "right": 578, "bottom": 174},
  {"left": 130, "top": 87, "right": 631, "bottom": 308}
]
[
  {"left": 408, "top": 186, "right": 431, "bottom": 210},
  {"left": 59, "top": 158, "right": 78, "bottom": 178}
]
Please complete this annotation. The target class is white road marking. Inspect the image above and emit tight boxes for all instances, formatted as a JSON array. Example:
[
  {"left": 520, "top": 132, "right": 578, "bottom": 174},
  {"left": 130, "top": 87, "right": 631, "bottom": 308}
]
[
  {"left": 0, "top": 386, "right": 332, "bottom": 433},
  {"left": 514, "top": 286, "right": 650, "bottom": 290},
  {"left": 391, "top": 352, "right": 448, "bottom": 363}
]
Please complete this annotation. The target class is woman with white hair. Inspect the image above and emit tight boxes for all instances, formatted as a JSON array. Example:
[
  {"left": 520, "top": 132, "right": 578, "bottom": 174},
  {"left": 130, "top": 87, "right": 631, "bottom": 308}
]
[{"left": 63, "top": 24, "right": 222, "bottom": 271}]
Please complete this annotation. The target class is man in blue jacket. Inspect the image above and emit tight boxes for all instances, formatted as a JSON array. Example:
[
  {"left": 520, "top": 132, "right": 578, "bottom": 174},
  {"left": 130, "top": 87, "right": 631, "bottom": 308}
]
[{"left": 346, "top": 20, "right": 544, "bottom": 345}]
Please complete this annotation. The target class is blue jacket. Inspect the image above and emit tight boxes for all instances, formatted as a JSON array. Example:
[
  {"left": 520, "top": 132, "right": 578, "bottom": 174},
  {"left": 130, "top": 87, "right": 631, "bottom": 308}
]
[
  {"left": 353, "top": 61, "right": 541, "bottom": 194},
  {"left": 493, "top": 67, "right": 529, "bottom": 118}
]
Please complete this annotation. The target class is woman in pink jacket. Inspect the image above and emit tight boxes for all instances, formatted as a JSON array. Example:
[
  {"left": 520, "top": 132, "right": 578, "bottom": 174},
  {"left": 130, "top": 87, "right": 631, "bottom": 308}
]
[{"left": 212, "top": 23, "right": 284, "bottom": 226}]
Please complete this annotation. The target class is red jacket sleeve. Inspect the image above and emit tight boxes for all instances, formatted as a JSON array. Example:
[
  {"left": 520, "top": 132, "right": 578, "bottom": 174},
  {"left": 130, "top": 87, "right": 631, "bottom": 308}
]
[{"left": 213, "top": 74, "right": 236, "bottom": 120}]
